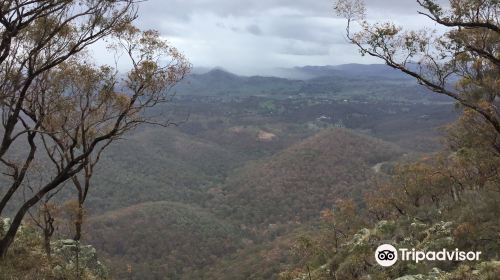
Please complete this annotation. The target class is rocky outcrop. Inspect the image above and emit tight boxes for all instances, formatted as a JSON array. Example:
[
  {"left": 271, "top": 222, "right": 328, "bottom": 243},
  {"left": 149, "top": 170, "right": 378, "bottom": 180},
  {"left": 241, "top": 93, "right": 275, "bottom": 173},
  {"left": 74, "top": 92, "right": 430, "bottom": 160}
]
[
  {"left": 288, "top": 219, "right": 500, "bottom": 280},
  {"left": 395, "top": 267, "right": 448, "bottom": 280},
  {"left": 0, "top": 217, "right": 108, "bottom": 280},
  {"left": 52, "top": 239, "right": 109, "bottom": 279}
]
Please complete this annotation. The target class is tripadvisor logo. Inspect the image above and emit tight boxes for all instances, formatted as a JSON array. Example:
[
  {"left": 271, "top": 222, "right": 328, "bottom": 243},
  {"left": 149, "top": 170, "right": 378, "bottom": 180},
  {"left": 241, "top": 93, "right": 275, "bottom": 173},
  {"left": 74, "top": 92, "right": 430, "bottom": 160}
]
[
  {"left": 375, "top": 244, "right": 398, "bottom": 267},
  {"left": 375, "top": 244, "right": 481, "bottom": 267}
]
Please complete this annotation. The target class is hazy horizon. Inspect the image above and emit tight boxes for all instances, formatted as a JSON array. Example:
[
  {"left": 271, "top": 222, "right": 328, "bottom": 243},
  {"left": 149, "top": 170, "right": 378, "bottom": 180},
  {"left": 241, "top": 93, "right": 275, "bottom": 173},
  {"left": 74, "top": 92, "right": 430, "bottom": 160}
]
[
  {"left": 90, "top": 0, "right": 448, "bottom": 76},
  {"left": 189, "top": 63, "right": 402, "bottom": 79}
]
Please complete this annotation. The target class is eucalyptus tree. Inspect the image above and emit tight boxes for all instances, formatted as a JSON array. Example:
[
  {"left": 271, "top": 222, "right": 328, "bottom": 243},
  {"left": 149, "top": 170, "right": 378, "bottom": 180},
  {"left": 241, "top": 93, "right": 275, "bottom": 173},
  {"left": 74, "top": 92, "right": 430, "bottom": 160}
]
[
  {"left": 334, "top": 0, "right": 499, "bottom": 151},
  {"left": 0, "top": 0, "right": 190, "bottom": 257}
]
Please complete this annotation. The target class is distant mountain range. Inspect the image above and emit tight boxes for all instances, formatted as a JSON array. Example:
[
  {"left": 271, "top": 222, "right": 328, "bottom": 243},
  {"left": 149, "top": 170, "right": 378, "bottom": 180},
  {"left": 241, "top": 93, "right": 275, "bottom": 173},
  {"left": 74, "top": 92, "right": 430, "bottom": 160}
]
[
  {"left": 173, "top": 64, "right": 449, "bottom": 102},
  {"left": 279, "top": 64, "right": 411, "bottom": 80},
  {"left": 192, "top": 64, "right": 412, "bottom": 80}
]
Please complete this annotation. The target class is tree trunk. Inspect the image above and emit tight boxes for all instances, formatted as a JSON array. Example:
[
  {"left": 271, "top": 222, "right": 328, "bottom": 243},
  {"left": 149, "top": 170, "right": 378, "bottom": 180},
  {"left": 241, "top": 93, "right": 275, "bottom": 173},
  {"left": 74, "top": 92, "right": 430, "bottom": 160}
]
[
  {"left": 74, "top": 203, "right": 83, "bottom": 280},
  {"left": 0, "top": 171, "right": 74, "bottom": 258},
  {"left": 75, "top": 241, "right": 81, "bottom": 280},
  {"left": 73, "top": 205, "right": 83, "bottom": 242},
  {"left": 44, "top": 230, "right": 52, "bottom": 258},
  {"left": 43, "top": 211, "right": 55, "bottom": 258},
  {"left": 0, "top": 201, "right": 33, "bottom": 258}
]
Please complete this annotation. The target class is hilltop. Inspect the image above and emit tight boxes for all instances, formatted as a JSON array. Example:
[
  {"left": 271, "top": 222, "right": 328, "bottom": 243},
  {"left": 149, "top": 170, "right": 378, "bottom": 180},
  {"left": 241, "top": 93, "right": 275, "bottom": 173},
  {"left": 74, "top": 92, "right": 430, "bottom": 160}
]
[
  {"left": 211, "top": 128, "right": 404, "bottom": 227},
  {"left": 84, "top": 128, "right": 406, "bottom": 279}
]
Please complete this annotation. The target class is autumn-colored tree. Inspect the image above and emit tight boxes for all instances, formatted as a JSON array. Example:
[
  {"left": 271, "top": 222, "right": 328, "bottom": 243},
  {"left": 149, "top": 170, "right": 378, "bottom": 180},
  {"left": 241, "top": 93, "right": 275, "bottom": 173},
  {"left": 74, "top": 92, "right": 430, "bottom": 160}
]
[
  {"left": 28, "top": 190, "right": 62, "bottom": 258},
  {"left": 58, "top": 198, "right": 90, "bottom": 279},
  {"left": 334, "top": 0, "right": 499, "bottom": 150},
  {"left": 364, "top": 160, "right": 448, "bottom": 222},
  {"left": 363, "top": 182, "right": 397, "bottom": 221},
  {"left": 0, "top": 0, "right": 190, "bottom": 258},
  {"left": 445, "top": 111, "right": 500, "bottom": 192},
  {"left": 291, "top": 235, "right": 317, "bottom": 280},
  {"left": 335, "top": 0, "right": 499, "bottom": 257},
  {"left": 278, "top": 3, "right": 500, "bottom": 278},
  {"left": 320, "top": 198, "right": 363, "bottom": 250}
]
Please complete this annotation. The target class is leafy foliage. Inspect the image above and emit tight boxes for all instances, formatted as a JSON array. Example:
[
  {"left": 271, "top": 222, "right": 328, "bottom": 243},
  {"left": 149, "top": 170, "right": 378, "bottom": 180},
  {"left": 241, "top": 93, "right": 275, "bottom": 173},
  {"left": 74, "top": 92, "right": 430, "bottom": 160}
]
[
  {"left": 212, "top": 128, "right": 403, "bottom": 227},
  {"left": 87, "top": 201, "right": 242, "bottom": 280}
]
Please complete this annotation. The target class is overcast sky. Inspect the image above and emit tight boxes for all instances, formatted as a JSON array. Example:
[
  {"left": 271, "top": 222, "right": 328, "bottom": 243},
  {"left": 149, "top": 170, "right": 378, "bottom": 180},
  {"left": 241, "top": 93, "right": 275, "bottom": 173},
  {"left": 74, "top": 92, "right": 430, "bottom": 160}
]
[{"left": 92, "top": 0, "right": 447, "bottom": 76}]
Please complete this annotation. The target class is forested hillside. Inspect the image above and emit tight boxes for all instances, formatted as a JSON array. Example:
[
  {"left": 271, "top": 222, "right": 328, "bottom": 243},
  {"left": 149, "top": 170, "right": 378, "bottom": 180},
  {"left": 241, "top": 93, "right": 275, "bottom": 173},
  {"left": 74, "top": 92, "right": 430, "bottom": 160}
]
[
  {"left": 88, "top": 201, "right": 242, "bottom": 280},
  {"left": 85, "top": 126, "right": 423, "bottom": 279},
  {"left": 1, "top": 0, "right": 498, "bottom": 279},
  {"left": 68, "top": 67, "right": 459, "bottom": 279},
  {"left": 213, "top": 128, "right": 403, "bottom": 227},
  {"left": 0, "top": 63, "right": 460, "bottom": 279}
]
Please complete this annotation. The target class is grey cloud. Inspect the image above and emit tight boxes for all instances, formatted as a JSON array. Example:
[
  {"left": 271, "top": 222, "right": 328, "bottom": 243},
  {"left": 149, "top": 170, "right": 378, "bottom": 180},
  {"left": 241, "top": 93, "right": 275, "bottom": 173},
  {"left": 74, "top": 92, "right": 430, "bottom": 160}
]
[
  {"left": 137, "top": 0, "right": 332, "bottom": 18},
  {"left": 246, "top": 24, "right": 262, "bottom": 36},
  {"left": 280, "top": 41, "right": 331, "bottom": 56},
  {"left": 136, "top": 0, "right": 439, "bottom": 22},
  {"left": 113, "top": 0, "right": 447, "bottom": 75},
  {"left": 265, "top": 16, "right": 347, "bottom": 45},
  {"left": 216, "top": 22, "right": 226, "bottom": 28}
]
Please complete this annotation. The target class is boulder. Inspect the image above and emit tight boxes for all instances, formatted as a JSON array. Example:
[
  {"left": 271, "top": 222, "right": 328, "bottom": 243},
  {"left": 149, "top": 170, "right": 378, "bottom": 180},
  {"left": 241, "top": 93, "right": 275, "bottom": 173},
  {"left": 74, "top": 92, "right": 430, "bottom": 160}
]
[
  {"left": 52, "top": 239, "right": 108, "bottom": 279},
  {"left": 395, "top": 267, "right": 448, "bottom": 280}
]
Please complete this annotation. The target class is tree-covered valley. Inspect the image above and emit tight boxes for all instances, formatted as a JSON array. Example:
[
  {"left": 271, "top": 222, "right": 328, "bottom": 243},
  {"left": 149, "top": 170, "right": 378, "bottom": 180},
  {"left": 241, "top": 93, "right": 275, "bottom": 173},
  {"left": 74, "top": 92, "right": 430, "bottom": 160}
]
[
  {"left": 71, "top": 65, "right": 460, "bottom": 279},
  {"left": 0, "top": 1, "right": 498, "bottom": 280}
]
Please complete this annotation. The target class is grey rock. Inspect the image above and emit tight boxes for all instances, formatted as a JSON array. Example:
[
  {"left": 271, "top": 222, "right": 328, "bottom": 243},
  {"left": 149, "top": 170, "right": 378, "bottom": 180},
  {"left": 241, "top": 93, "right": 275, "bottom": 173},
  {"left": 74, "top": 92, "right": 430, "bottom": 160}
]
[
  {"left": 52, "top": 239, "right": 108, "bottom": 279},
  {"left": 395, "top": 267, "right": 447, "bottom": 280}
]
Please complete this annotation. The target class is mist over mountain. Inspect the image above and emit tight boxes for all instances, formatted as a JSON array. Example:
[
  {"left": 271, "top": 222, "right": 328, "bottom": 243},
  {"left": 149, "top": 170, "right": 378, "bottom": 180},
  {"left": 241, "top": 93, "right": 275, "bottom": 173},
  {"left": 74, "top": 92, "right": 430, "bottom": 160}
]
[
  {"left": 175, "top": 64, "right": 450, "bottom": 103},
  {"left": 278, "top": 64, "right": 412, "bottom": 80}
]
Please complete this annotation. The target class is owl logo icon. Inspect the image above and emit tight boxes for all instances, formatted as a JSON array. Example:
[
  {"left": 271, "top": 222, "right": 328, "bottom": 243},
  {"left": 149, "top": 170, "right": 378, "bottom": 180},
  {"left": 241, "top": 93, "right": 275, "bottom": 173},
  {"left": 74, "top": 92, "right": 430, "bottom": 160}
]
[{"left": 375, "top": 244, "right": 398, "bottom": 267}]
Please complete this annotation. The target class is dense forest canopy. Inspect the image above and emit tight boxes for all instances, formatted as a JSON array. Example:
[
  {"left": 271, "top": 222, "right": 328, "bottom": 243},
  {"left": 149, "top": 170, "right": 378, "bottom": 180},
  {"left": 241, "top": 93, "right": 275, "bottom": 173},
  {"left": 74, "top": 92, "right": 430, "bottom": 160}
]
[
  {"left": 0, "top": 0, "right": 190, "bottom": 260},
  {"left": 277, "top": 0, "right": 500, "bottom": 278},
  {"left": 0, "top": 0, "right": 498, "bottom": 280}
]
